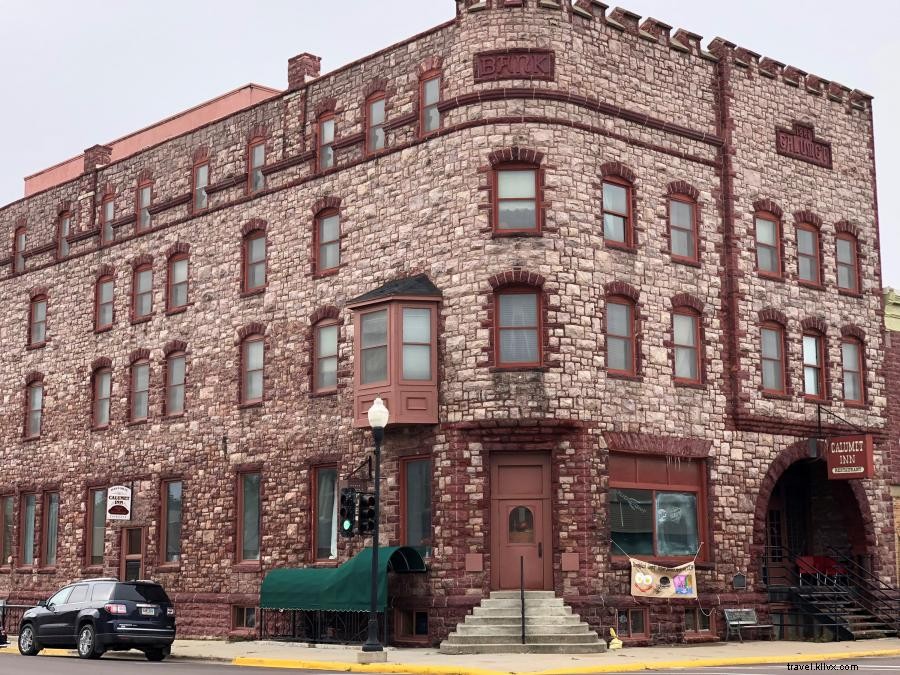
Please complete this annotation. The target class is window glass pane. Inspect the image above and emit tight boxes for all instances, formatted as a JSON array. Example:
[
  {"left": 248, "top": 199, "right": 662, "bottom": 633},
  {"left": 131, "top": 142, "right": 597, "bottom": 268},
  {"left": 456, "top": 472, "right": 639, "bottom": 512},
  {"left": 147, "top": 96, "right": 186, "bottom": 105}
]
[
  {"left": 196, "top": 165, "right": 208, "bottom": 187},
  {"left": 1, "top": 496, "right": 12, "bottom": 562},
  {"left": 604, "top": 214, "right": 625, "bottom": 243},
  {"left": 761, "top": 328, "right": 780, "bottom": 359},
  {"left": 842, "top": 341, "right": 859, "bottom": 370},
  {"left": 33, "top": 300, "right": 46, "bottom": 321},
  {"left": 241, "top": 474, "right": 260, "bottom": 561},
  {"left": 763, "top": 360, "right": 784, "bottom": 391},
  {"left": 499, "top": 328, "right": 538, "bottom": 364},
  {"left": 370, "top": 99, "right": 385, "bottom": 126},
  {"left": 404, "top": 308, "right": 431, "bottom": 343},
  {"left": 405, "top": 459, "right": 431, "bottom": 556},
  {"left": 673, "top": 314, "right": 697, "bottom": 347},
  {"left": 246, "top": 340, "right": 264, "bottom": 370},
  {"left": 169, "top": 356, "right": 185, "bottom": 385},
  {"left": 248, "top": 262, "right": 265, "bottom": 289},
  {"left": 172, "top": 259, "right": 188, "bottom": 284},
  {"left": 245, "top": 371, "right": 263, "bottom": 401},
  {"left": 607, "top": 303, "right": 631, "bottom": 337},
  {"left": 361, "top": 310, "right": 388, "bottom": 348},
  {"left": 317, "top": 356, "right": 337, "bottom": 390},
  {"left": 498, "top": 170, "right": 536, "bottom": 199},
  {"left": 23, "top": 494, "right": 36, "bottom": 564},
  {"left": 603, "top": 182, "right": 627, "bottom": 214},
  {"left": 844, "top": 372, "right": 861, "bottom": 402},
  {"left": 252, "top": 143, "right": 265, "bottom": 167},
  {"left": 670, "top": 201, "right": 693, "bottom": 229},
  {"left": 134, "top": 363, "right": 149, "bottom": 390},
  {"left": 92, "top": 489, "right": 107, "bottom": 564},
  {"left": 249, "top": 236, "right": 266, "bottom": 263},
  {"left": 803, "top": 336, "right": 820, "bottom": 366},
  {"left": 320, "top": 215, "right": 339, "bottom": 242},
  {"left": 320, "top": 119, "right": 334, "bottom": 144},
  {"left": 508, "top": 506, "right": 535, "bottom": 543},
  {"left": 675, "top": 346, "right": 699, "bottom": 381},
  {"left": 804, "top": 367, "right": 820, "bottom": 397},
  {"left": 799, "top": 256, "right": 816, "bottom": 282},
  {"left": 797, "top": 229, "right": 815, "bottom": 255},
  {"left": 610, "top": 488, "right": 653, "bottom": 555},
  {"left": 838, "top": 265, "right": 854, "bottom": 290},
  {"left": 498, "top": 201, "right": 536, "bottom": 230},
  {"left": 166, "top": 482, "right": 182, "bottom": 562},
  {"left": 607, "top": 336, "right": 632, "bottom": 372},
  {"left": 656, "top": 492, "right": 699, "bottom": 556},
  {"left": 137, "top": 270, "right": 152, "bottom": 293},
  {"left": 424, "top": 77, "right": 440, "bottom": 105},
  {"left": 758, "top": 246, "right": 777, "bottom": 273},
  {"left": 403, "top": 345, "right": 431, "bottom": 380},
  {"left": 424, "top": 106, "right": 440, "bottom": 132},
  {"left": 45, "top": 493, "right": 59, "bottom": 566},
  {"left": 316, "top": 468, "right": 337, "bottom": 560},
  {"left": 362, "top": 346, "right": 388, "bottom": 384},
  {"left": 29, "top": 383, "right": 43, "bottom": 411},
  {"left": 499, "top": 294, "right": 537, "bottom": 328},
  {"left": 318, "top": 325, "right": 338, "bottom": 358},
  {"left": 756, "top": 218, "right": 776, "bottom": 246},
  {"left": 319, "top": 242, "right": 340, "bottom": 270},
  {"left": 320, "top": 146, "right": 334, "bottom": 169},
  {"left": 630, "top": 610, "right": 646, "bottom": 636},
  {"left": 100, "top": 281, "right": 113, "bottom": 303},
  {"left": 98, "top": 371, "right": 111, "bottom": 398},
  {"left": 671, "top": 228, "right": 694, "bottom": 258},
  {"left": 836, "top": 238, "right": 853, "bottom": 264}
]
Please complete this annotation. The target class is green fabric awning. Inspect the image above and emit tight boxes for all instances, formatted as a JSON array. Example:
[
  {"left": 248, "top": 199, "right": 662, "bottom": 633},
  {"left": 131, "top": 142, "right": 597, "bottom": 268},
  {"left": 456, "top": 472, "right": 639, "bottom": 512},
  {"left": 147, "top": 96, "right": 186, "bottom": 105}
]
[{"left": 260, "top": 546, "right": 427, "bottom": 612}]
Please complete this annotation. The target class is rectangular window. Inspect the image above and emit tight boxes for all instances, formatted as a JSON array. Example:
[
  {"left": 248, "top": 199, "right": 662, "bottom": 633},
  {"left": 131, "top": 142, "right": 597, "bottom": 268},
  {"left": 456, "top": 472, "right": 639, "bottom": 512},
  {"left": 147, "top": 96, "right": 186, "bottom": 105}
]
[
  {"left": 497, "top": 291, "right": 540, "bottom": 365},
  {"left": 318, "top": 117, "right": 335, "bottom": 170},
  {"left": 93, "top": 369, "right": 112, "bottom": 428},
  {"left": 193, "top": 163, "right": 209, "bottom": 211},
  {"left": 803, "top": 334, "right": 825, "bottom": 399},
  {"left": 396, "top": 609, "right": 429, "bottom": 642},
  {"left": 797, "top": 225, "right": 820, "bottom": 284},
  {"left": 670, "top": 199, "right": 697, "bottom": 261},
  {"left": 422, "top": 75, "right": 441, "bottom": 132},
  {"left": 361, "top": 310, "right": 389, "bottom": 384},
  {"left": 88, "top": 487, "right": 107, "bottom": 565},
  {"left": 496, "top": 169, "right": 537, "bottom": 232},
  {"left": 836, "top": 236, "right": 859, "bottom": 292},
  {"left": 685, "top": 608, "right": 711, "bottom": 633},
  {"left": 673, "top": 312, "right": 700, "bottom": 383},
  {"left": 245, "top": 233, "right": 266, "bottom": 291},
  {"left": 20, "top": 494, "right": 36, "bottom": 565},
  {"left": 0, "top": 495, "right": 13, "bottom": 565},
  {"left": 317, "top": 213, "right": 341, "bottom": 272},
  {"left": 315, "top": 323, "right": 339, "bottom": 392},
  {"left": 606, "top": 300, "right": 634, "bottom": 375},
  {"left": 242, "top": 338, "right": 264, "bottom": 403},
  {"left": 314, "top": 467, "right": 337, "bottom": 560},
  {"left": 58, "top": 214, "right": 71, "bottom": 258},
  {"left": 43, "top": 492, "right": 59, "bottom": 567},
  {"left": 761, "top": 325, "right": 786, "bottom": 393},
  {"left": 249, "top": 141, "right": 266, "bottom": 193},
  {"left": 97, "top": 278, "right": 114, "bottom": 330},
  {"left": 602, "top": 181, "right": 630, "bottom": 245},
  {"left": 166, "top": 353, "right": 186, "bottom": 415},
  {"left": 30, "top": 297, "right": 47, "bottom": 345},
  {"left": 755, "top": 216, "right": 781, "bottom": 276},
  {"left": 238, "top": 472, "right": 261, "bottom": 562},
  {"left": 101, "top": 197, "right": 115, "bottom": 245},
  {"left": 131, "top": 362, "right": 150, "bottom": 422},
  {"left": 609, "top": 454, "right": 704, "bottom": 559},
  {"left": 138, "top": 185, "right": 152, "bottom": 231},
  {"left": 367, "top": 97, "right": 386, "bottom": 153},
  {"left": 402, "top": 308, "right": 432, "bottom": 380},
  {"left": 133, "top": 267, "right": 153, "bottom": 320},
  {"left": 841, "top": 340, "right": 864, "bottom": 404},
  {"left": 233, "top": 606, "right": 257, "bottom": 629},
  {"left": 403, "top": 458, "right": 432, "bottom": 556},
  {"left": 26, "top": 382, "right": 43, "bottom": 438},
  {"left": 168, "top": 257, "right": 189, "bottom": 310},
  {"left": 162, "top": 480, "right": 183, "bottom": 563}
]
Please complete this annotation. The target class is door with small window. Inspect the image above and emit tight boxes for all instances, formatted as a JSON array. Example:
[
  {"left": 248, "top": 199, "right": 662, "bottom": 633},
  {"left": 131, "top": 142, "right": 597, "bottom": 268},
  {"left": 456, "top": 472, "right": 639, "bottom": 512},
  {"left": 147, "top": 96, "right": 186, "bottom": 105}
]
[{"left": 120, "top": 527, "right": 146, "bottom": 581}]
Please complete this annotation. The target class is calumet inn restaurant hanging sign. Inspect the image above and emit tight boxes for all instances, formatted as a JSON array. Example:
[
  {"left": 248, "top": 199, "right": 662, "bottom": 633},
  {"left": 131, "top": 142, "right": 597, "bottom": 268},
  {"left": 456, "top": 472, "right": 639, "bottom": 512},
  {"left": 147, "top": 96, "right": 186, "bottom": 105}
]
[{"left": 824, "top": 434, "right": 874, "bottom": 480}]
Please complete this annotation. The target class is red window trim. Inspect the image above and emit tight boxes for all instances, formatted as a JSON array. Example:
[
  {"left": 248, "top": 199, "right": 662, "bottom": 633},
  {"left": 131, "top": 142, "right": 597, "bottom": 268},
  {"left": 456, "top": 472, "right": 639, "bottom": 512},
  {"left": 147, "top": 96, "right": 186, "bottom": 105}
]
[
  {"left": 12, "top": 225, "right": 26, "bottom": 273},
  {"left": 239, "top": 334, "right": 265, "bottom": 405},
  {"left": 606, "top": 296, "right": 637, "bottom": 377},
  {"left": 835, "top": 232, "right": 861, "bottom": 294},
  {"left": 100, "top": 194, "right": 115, "bottom": 246},
  {"left": 235, "top": 469, "right": 262, "bottom": 565},
  {"left": 159, "top": 479, "right": 183, "bottom": 566},
  {"left": 754, "top": 211, "right": 783, "bottom": 279},
  {"left": 840, "top": 337, "right": 865, "bottom": 406},
  {"left": 365, "top": 92, "right": 387, "bottom": 156},
  {"left": 672, "top": 308, "right": 703, "bottom": 385},
  {"left": 247, "top": 137, "right": 266, "bottom": 194},
  {"left": 166, "top": 253, "right": 189, "bottom": 313},
  {"left": 57, "top": 212, "right": 71, "bottom": 259},
  {"left": 41, "top": 491, "right": 59, "bottom": 569},
  {"left": 28, "top": 294, "right": 48, "bottom": 348},
  {"left": 313, "top": 208, "right": 341, "bottom": 275},
  {"left": 317, "top": 113, "right": 336, "bottom": 172},
  {"left": 668, "top": 194, "right": 700, "bottom": 264},
  {"left": 192, "top": 160, "right": 210, "bottom": 213},
  {"left": 311, "top": 464, "right": 338, "bottom": 562},
  {"left": 131, "top": 264, "right": 153, "bottom": 323},
  {"left": 313, "top": 320, "right": 339, "bottom": 395},
  {"left": 616, "top": 608, "right": 650, "bottom": 638},
  {"left": 399, "top": 455, "right": 432, "bottom": 554},
  {"left": 19, "top": 492, "right": 38, "bottom": 566},
  {"left": 136, "top": 180, "right": 153, "bottom": 233},
  {"left": 492, "top": 162, "right": 542, "bottom": 236},
  {"left": 242, "top": 230, "right": 267, "bottom": 295},
  {"left": 24, "top": 381, "right": 44, "bottom": 439},
  {"left": 0, "top": 495, "right": 13, "bottom": 568},
  {"left": 760, "top": 322, "right": 788, "bottom": 396},
  {"left": 418, "top": 70, "right": 442, "bottom": 136},
  {"left": 85, "top": 486, "right": 107, "bottom": 567},
  {"left": 802, "top": 331, "right": 828, "bottom": 401},
  {"left": 129, "top": 359, "right": 150, "bottom": 423},
  {"left": 494, "top": 286, "right": 543, "bottom": 368},
  {"left": 164, "top": 351, "right": 187, "bottom": 417},
  {"left": 684, "top": 608, "right": 715, "bottom": 634},
  {"left": 601, "top": 177, "right": 634, "bottom": 249},
  {"left": 92, "top": 366, "right": 113, "bottom": 430},
  {"left": 796, "top": 223, "right": 822, "bottom": 288},
  {"left": 95, "top": 275, "right": 115, "bottom": 332}
]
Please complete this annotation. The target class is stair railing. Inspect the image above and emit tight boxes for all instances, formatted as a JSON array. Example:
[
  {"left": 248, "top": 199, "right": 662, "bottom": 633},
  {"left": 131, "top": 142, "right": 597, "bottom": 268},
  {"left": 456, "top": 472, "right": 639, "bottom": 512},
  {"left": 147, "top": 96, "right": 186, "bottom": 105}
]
[
  {"left": 826, "top": 547, "right": 900, "bottom": 633},
  {"left": 520, "top": 556, "right": 525, "bottom": 645}
]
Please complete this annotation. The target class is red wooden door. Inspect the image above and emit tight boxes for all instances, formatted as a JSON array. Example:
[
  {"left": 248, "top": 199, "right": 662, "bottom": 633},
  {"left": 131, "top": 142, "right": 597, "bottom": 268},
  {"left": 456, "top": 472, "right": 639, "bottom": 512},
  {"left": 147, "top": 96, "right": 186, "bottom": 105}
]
[{"left": 491, "top": 453, "right": 552, "bottom": 590}]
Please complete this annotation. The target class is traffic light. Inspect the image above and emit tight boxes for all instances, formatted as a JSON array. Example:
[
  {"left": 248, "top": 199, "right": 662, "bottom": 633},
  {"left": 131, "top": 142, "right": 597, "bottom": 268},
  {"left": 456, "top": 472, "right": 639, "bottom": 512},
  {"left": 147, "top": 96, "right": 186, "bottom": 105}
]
[
  {"left": 339, "top": 488, "right": 357, "bottom": 538},
  {"left": 358, "top": 493, "right": 377, "bottom": 535}
]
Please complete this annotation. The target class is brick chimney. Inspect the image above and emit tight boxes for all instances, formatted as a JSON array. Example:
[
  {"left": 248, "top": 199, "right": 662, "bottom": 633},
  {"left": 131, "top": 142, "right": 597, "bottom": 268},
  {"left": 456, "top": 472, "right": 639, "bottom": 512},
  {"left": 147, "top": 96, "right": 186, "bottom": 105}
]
[
  {"left": 83, "top": 144, "right": 113, "bottom": 173},
  {"left": 287, "top": 53, "right": 322, "bottom": 91}
]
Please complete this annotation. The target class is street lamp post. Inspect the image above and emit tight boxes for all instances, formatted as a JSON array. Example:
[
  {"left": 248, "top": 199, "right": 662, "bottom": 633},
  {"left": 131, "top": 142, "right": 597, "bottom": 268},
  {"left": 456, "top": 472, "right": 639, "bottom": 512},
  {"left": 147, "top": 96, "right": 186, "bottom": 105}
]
[{"left": 362, "top": 397, "right": 389, "bottom": 652}]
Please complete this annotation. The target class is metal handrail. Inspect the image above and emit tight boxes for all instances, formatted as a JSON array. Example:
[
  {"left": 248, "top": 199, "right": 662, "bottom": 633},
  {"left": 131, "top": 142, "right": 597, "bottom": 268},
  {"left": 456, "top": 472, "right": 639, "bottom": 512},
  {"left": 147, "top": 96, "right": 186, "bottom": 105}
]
[{"left": 824, "top": 548, "right": 900, "bottom": 632}]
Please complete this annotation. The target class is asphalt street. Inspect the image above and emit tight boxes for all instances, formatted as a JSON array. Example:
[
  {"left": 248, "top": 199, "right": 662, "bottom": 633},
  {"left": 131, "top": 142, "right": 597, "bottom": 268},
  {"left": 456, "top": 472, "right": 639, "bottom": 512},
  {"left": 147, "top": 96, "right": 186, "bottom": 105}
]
[{"left": 593, "top": 659, "right": 900, "bottom": 675}]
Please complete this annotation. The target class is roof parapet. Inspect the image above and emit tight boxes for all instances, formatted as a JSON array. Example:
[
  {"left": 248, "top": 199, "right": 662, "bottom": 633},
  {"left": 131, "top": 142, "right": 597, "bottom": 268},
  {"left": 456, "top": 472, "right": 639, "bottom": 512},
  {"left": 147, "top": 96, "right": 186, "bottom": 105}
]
[{"left": 83, "top": 145, "right": 112, "bottom": 174}]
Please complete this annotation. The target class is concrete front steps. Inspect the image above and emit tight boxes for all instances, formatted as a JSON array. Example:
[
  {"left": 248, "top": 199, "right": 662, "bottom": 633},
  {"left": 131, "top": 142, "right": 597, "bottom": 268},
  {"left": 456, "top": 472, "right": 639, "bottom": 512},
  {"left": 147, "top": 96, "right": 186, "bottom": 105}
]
[{"left": 439, "top": 591, "right": 607, "bottom": 655}]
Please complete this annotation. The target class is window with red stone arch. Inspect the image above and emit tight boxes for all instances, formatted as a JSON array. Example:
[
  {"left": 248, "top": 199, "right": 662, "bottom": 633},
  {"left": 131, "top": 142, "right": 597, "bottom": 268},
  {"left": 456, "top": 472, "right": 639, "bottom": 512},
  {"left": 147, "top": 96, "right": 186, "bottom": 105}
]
[
  {"left": 317, "top": 112, "right": 336, "bottom": 171},
  {"left": 163, "top": 342, "right": 188, "bottom": 417},
  {"left": 835, "top": 229, "right": 861, "bottom": 294},
  {"left": 796, "top": 222, "right": 822, "bottom": 287},
  {"left": 100, "top": 193, "right": 115, "bottom": 246},
  {"left": 24, "top": 372, "right": 44, "bottom": 439},
  {"left": 131, "top": 259, "right": 154, "bottom": 323},
  {"left": 28, "top": 290, "right": 48, "bottom": 348},
  {"left": 236, "top": 467, "right": 262, "bottom": 564},
  {"left": 247, "top": 136, "right": 266, "bottom": 194},
  {"left": 753, "top": 201, "right": 784, "bottom": 279},
  {"left": 12, "top": 225, "right": 26, "bottom": 274},
  {"left": 91, "top": 359, "right": 113, "bottom": 430},
  {"left": 840, "top": 331, "right": 866, "bottom": 406},
  {"left": 191, "top": 151, "right": 210, "bottom": 213},
  {"left": 760, "top": 320, "right": 788, "bottom": 396},
  {"left": 801, "top": 325, "right": 828, "bottom": 401},
  {"left": 57, "top": 211, "right": 72, "bottom": 259},
  {"left": 672, "top": 307, "right": 703, "bottom": 385},
  {"left": 311, "top": 464, "right": 338, "bottom": 561},
  {"left": 487, "top": 148, "right": 545, "bottom": 237},
  {"left": 666, "top": 181, "right": 700, "bottom": 264},
  {"left": 166, "top": 247, "right": 190, "bottom": 313},
  {"left": 314, "top": 207, "right": 341, "bottom": 275},
  {"left": 494, "top": 286, "right": 543, "bottom": 368},
  {"left": 136, "top": 177, "right": 153, "bottom": 232},
  {"left": 606, "top": 296, "right": 637, "bottom": 377},
  {"left": 129, "top": 352, "right": 151, "bottom": 424},
  {"left": 241, "top": 222, "right": 267, "bottom": 295},
  {"left": 418, "top": 67, "right": 442, "bottom": 135},
  {"left": 238, "top": 326, "right": 266, "bottom": 406},
  {"left": 95, "top": 273, "right": 115, "bottom": 332},
  {"left": 313, "top": 318, "right": 339, "bottom": 395},
  {"left": 365, "top": 91, "right": 387, "bottom": 155}
]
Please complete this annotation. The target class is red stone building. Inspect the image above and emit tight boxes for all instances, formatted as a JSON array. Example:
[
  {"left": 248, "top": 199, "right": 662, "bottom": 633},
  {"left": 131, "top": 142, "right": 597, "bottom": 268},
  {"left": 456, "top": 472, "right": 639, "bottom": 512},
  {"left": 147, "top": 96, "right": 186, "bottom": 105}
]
[{"left": 0, "top": 0, "right": 894, "bottom": 644}]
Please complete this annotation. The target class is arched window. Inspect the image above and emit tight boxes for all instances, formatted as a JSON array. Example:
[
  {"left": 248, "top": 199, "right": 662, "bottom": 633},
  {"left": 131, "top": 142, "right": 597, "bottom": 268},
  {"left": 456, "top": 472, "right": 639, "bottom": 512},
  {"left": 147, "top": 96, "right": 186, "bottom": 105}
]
[
  {"left": 192, "top": 157, "right": 210, "bottom": 212},
  {"left": 754, "top": 210, "right": 783, "bottom": 278},
  {"left": 28, "top": 294, "right": 48, "bottom": 347},
  {"left": 366, "top": 92, "right": 386, "bottom": 154},
  {"left": 802, "top": 330, "right": 827, "bottom": 400},
  {"left": 57, "top": 212, "right": 72, "bottom": 258},
  {"left": 669, "top": 194, "right": 699, "bottom": 263},
  {"left": 247, "top": 137, "right": 266, "bottom": 193},
  {"left": 495, "top": 287, "right": 541, "bottom": 367},
  {"left": 167, "top": 252, "right": 189, "bottom": 312},
  {"left": 100, "top": 194, "right": 115, "bottom": 245},
  {"left": 92, "top": 364, "right": 113, "bottom": 429},
  {"left": 313, "top": 320, "right": 339, "bottom": 393},
  {"left": 132, "top": 264, "right": 153, "bottom": 322},
  {"left": 841, "top": 337, "right": 865, "bottom": 405},
  {"left": 95, "top": 274, "right": 115, "bottom": 331},
  {"left": 672, "top": 309, "right": 702, "bottom": 384},
  {"left": 836, "top": 233, "right": 860, "bottom": 293},
  {"left": 243, "top": 229, "right": 267, "bottom": 293},
  {"left": 606, "top": 297, "right": 636, "bottom": 376},
  {"left": 419, "top": 70, "right": 442, "bottom": 134},
  {"left": 136, "top": 180, "right": 153, "bottom": 232},
  {"left": 129, "top": 358, "right": 150, "bottom": 422},
  {"left": 12, "top": 225, "right": 26, "bottom": 273},
  {"left": 760, "top": 321, "right": 787, "bottom": 394},
  {"left": 165, "top": 349, "right": 187, "bottom": 416},
  {"left": 317, "top": 113, "right": 335, "bottom": 171},
  {"left": 796, "top": 223, "right": 821, "bottom": 286},
  {"left": 314, "top": 209, "right": 341, "bottom": 274},
  {"left": 240, "top": 334, "right": 265, "bottom": 405},
  {"left": 25, "top": 377, "right": 44, "bottom": 439}
]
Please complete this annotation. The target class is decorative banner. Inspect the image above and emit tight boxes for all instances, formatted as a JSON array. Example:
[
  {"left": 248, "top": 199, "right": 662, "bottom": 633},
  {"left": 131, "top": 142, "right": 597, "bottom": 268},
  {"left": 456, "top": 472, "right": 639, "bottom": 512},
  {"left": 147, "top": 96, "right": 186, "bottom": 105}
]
[
  {"left": 825, "top": 434, "right": 874, "bottom": 480},
  {"left": 630, "top": 558, "right": 697, "bottom": 599},
  {"left": 107, "top": 485, "right": 133, "bottom": 521}
]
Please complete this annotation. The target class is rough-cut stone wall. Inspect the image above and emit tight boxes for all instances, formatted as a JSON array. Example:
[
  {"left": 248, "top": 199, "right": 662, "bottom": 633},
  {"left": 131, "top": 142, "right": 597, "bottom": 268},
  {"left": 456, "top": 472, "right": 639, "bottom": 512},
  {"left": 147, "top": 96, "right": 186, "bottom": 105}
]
[
  {"left": 0, "top": 0, "right": 891, "bottom": 644},
  {"left": 885, "top": 328, "right": 900, "bottom": 582}
]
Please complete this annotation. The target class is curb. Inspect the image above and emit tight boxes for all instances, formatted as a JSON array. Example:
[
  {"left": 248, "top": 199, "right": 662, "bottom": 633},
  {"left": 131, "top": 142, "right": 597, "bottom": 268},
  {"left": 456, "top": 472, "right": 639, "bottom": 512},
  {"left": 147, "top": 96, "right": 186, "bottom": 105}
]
[{"left": 232, "top": 648, "right": 900, "bottom": 674}]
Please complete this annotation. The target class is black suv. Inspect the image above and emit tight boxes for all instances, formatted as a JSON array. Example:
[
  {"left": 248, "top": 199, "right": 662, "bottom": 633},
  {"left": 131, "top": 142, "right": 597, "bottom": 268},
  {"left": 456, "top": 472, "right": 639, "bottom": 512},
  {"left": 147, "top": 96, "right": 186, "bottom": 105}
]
[{"left": 18, "top": 578, "right": 175, "bottom": 661}]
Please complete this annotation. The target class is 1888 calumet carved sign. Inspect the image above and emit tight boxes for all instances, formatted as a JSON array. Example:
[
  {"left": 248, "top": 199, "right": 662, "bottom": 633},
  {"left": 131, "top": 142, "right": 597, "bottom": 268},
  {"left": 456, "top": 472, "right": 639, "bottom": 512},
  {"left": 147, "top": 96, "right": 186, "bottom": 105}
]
[
  {"left": 776, "top": 122, "right": 833, "bottom": 169},
  {"left": 474, "top": 49, "right": 555, "bottom": 82}
]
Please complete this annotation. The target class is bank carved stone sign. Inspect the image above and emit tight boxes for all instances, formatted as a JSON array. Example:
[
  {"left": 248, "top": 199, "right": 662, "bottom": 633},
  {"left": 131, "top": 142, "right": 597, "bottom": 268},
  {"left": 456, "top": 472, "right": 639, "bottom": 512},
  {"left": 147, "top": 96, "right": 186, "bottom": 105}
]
[
  {"left": 776, "top": 122, "right": 833, "bottom": 169},
  {"left": 474, "top": 49, "right": 555, "bottom": 83}
]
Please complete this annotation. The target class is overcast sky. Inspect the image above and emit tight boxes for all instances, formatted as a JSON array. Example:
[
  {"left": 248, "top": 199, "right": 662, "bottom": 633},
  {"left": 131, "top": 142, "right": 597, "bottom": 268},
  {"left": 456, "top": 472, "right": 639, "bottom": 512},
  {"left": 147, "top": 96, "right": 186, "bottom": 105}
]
[{"left": 1, "top": 0, "right": 896, "bottom": 286}]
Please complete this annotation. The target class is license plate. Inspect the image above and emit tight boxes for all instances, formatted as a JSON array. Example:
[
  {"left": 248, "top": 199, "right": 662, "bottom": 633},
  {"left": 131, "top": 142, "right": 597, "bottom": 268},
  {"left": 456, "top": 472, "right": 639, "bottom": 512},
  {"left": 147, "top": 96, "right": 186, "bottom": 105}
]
[{"left": 140, "top": 607, "right": 155, "bottom": 616}]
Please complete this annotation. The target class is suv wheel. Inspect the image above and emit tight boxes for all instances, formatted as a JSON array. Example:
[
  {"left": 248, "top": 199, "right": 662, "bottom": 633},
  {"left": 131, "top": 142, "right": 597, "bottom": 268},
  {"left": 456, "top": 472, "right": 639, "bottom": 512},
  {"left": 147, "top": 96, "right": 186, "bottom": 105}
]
[
  {"left": 18, "top": 624, "right": 41, "bottom": 656},
  {"left": 77, "top": 623, "right": 101, "bottom": 659},
  {"left": 145, "top": 647, "right": 167, "bottom": 662}
]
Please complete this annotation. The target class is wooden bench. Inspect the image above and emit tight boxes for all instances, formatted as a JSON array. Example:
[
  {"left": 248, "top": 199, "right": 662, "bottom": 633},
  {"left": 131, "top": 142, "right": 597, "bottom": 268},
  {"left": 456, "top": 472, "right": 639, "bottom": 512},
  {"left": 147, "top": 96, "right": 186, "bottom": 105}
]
[{"left": 723, "top": 608, "right": 775, "bottom": 642}]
